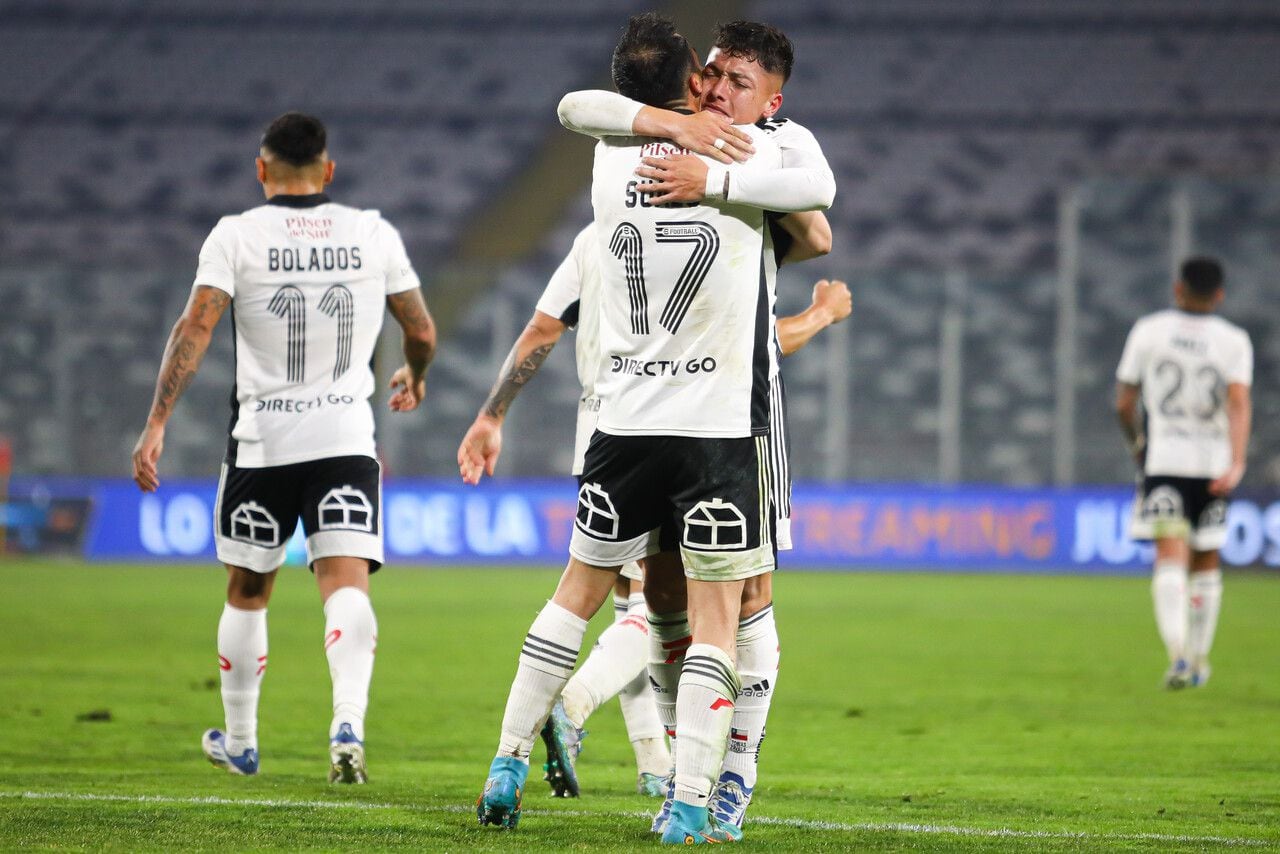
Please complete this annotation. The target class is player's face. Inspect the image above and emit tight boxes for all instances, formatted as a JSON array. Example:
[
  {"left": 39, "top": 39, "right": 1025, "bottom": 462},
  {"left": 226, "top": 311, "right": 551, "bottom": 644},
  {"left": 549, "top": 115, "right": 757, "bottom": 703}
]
[{"left": 699, "top": 48, "right": 784, "bottom": 124}]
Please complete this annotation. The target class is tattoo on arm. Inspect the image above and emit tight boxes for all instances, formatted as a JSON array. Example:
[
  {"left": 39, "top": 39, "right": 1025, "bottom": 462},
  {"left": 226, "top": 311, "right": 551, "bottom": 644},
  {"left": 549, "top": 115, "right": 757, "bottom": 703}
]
[
  {"left": 387, "top": 289, "right": 437, "bottom": 375},
  {"left": 388, "top": 290, "right": 432, "bottom": 332},
  {"left": 482, "top": 342, "right": 554, "bottom": 420},
  {"left": 148, "top": 288, "right": 227, "bottom": 424}
]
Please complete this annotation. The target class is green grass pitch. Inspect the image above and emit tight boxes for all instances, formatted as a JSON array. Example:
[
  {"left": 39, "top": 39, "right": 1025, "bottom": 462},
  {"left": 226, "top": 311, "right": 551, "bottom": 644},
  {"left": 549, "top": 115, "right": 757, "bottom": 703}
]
[{"left": 2, "top": 560, "right": 1278, "bottom": 851}]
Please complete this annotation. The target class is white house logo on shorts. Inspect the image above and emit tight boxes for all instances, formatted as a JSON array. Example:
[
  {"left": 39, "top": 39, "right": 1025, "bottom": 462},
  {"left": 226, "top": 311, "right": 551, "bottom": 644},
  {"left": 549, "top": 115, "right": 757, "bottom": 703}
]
[
  {"left": 1199, "top": 499, "right": 1227, "bottom": 531},
  {"left": 683, "top": 498, "right": 747, "bottom": 550},
  {"left": 1141, "top": 485, "right": 1185, "bottom": 522},
  {"left": 230, "top": 501, "right": 280, "bottom": 547},
  {"left": 576, "top": 483, "right": 620, "bottom": 539},
  {"left": 318, "top": 485, "right": 374, "bottom": 532}
]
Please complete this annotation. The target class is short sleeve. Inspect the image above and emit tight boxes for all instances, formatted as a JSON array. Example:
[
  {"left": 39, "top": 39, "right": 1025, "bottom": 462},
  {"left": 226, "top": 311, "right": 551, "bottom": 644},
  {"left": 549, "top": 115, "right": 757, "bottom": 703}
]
[
  {"left": 1115, "top": 321, "right": 1146, "bottom": 384},
  {"left": 1226, "top": 331, "right": 1253, "bottom": 386},
  {"left": 378, "top": 219, "right": 421, "bottom": 295},
  {"left": 193, "top": 218, "right": 237, "bottom": 295},
  {"left": 535, "top": 226, "right": 593, "bottom": 327}
]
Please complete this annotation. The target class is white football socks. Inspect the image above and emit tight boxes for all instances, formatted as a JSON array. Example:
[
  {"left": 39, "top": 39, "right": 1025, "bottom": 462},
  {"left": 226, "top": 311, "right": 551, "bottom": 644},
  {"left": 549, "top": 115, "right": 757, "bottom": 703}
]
[
  {"left": 217, "top": 603, "right": 267, "bottom": 756},
  {"left": 561, "top": 594, "right": 650, "bottom": 728},
  {"left": 722, "top": 604, "right": 778, "bottom": 792},
  {"left": 496, "top": 600, "right": 587, "bottom": 761},
  {"left": 615, "top": 594, "right": 668, "bottom": 775},
  {"left": 647, "top": 609, "right": 691, "bottom": 756},
  {"left": 1152, "top": 560, "right": 1189, "bottom": 664},
  {"left": 673, "top": 643, "right": 741, "bottom": 807},
  {"left": 323, "top": 586, "right": 377, "bottom": 741},
  {"left": 1187, "top": 568, "right": 1223, "bottom": 668}
]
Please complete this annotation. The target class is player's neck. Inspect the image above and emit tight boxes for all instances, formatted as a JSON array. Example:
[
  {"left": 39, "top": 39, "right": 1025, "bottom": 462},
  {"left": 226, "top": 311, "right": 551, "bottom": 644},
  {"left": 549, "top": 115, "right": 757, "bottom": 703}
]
[{"left": 261, "top": 181, "right": 327, "bottom": 198}]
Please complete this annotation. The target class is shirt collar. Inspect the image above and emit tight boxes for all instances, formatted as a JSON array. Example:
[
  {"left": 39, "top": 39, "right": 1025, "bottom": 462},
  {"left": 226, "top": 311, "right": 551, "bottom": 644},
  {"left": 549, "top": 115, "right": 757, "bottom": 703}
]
[{"left": 266, "top": 193, "right": 330, "bottom": 208}]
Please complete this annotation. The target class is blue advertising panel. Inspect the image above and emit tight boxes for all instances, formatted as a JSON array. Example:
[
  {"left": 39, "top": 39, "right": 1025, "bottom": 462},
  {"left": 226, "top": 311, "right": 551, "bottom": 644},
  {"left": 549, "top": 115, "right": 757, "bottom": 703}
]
[{"left": 7, "top": 477, "right": 1280, "bottom": 572}]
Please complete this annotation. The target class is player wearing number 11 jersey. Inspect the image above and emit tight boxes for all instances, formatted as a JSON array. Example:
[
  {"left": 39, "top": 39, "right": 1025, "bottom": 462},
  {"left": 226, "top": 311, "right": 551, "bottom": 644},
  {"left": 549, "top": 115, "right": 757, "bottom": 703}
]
[
  {"left": 1115, "top": 256, "right": 1252, "bottom": 690},
  {"left": 131, "top": 112, "right": 436, "bottom": 784}
]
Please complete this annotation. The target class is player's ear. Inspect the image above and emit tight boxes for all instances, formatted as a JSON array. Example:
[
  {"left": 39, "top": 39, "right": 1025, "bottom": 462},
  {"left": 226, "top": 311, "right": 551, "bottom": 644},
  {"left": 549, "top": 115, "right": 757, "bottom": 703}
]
[
  {"left": 323, "top": 159, "right": 335, "bottom": 186},
  {"left": 688, "top": 70, "right": 703, "bottom": 100},
  {"left": 760, "top": 91, "right": 783, "bottom": 119},
  {"left": 255, "top": 157, "right": 267, "bottom": 185}
]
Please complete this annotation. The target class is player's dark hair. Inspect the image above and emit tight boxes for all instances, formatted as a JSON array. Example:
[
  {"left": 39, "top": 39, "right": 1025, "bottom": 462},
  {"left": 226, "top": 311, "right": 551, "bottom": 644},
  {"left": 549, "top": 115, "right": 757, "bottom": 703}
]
[
  {"left": 611, "top": 13, "right": 698, "bottom": 108},
  {"left": 1180, "top": 256, "right": 1224, "bottom": 296},
  {"left": 712, "top": 20, "right": 794, "bottom": 83},
  {"left": 261, "top": 112, "right": 327, "bottom": 168}
]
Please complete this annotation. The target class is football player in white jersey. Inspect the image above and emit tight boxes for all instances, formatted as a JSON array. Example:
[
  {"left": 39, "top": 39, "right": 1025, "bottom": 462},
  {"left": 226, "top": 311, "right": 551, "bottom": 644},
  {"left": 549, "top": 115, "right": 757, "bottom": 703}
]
[
  {"left": 474, "top": 16, "right": 832, "bottom": 844},
  {"left": 456, "top": 222, "right": 845, "bottom": 802},
  {"left": 1115, "top": 257, "right": 1252, "bottom": 689},
  {"left": 131, "top": 113, "right": 436, "bottom": 783},
  {"left": 556, "top": 19, "right": 835, "bottom": 836}
]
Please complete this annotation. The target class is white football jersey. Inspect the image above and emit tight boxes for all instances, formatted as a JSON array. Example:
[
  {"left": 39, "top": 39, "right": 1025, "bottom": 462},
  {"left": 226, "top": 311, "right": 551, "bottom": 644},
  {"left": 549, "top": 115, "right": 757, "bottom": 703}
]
[
  {"left": 193, "top": 194, "right": 421, "bottom": 468},
  {"left": 1116, "top": 308, "right": 1253, "bottom": 478},
  {"left": 591, "top": 126, "right": 783, "bottom": 438},
  {"left": 535, "top": 224, "right": 603, "bottom": 475}
]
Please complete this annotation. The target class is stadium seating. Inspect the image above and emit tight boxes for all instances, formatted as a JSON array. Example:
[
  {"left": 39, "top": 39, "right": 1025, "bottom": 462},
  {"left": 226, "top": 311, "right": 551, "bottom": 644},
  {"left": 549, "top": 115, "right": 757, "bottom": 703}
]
[{"left": 1, "top": 0, "right": 1277, "bottom": 485}]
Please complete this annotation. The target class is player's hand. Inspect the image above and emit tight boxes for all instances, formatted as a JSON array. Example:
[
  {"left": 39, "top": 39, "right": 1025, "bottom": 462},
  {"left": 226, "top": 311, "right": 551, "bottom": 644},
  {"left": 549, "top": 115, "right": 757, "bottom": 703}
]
[
  {"left": 457, "top": 415, "right": 502, "bottom": 485},
  {"left": 131, "top": 424, "right": 165, "bottom": 493},
  {"left": 812, "top": 279, "right": 852, "bottom": 326},
  {"left": 635, "top": 154, "right": 710, "bottom": 206},
  {"left": 1209, "top": 461, "right": 1245, "bottom": 496},
  {"left": 388, "top": 365, "right": 426, "bottom": 412},
  {"left": 667, "top": 111, "right": 753, "bottom": 163}
]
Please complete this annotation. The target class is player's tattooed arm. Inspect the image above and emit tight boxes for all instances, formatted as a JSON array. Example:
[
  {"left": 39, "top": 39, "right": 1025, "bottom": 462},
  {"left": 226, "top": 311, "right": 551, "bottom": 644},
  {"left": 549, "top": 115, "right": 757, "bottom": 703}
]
[
  {"left": 132, "top": 285, "right": 229, "bottom": 492},
  {"left": 386, "top": 288, "right": 437, "bottom": 412},
  {"left": 481, "top": 313, "right": 566, "bottom": 420},
  {"left": 457, "top": 312, "right": 566, "bottom": 485}
]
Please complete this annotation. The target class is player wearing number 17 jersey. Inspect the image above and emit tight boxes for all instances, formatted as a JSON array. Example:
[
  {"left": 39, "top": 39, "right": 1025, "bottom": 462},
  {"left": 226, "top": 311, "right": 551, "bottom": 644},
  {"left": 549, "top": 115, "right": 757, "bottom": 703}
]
[
  {"left": 131, "top": 112, "right": 436, "bottom": 783},
  {"left": 1115, "top": 256, "right": 1252, "bottom": 690}
]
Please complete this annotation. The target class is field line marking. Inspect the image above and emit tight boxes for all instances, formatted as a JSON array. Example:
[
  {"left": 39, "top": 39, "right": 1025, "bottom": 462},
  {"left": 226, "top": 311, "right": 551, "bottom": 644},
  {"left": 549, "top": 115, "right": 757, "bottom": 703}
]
[{"left": 1, "top": 790, "right": 1270, "bottom": 848}]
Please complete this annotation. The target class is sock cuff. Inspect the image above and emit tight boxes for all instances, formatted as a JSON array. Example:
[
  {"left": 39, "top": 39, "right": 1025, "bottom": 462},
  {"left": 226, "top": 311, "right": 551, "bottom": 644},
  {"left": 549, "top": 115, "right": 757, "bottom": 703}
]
[
  {"left": 323, "top": 586, "right": 371, "bottom": 616},
  {"left": 536, "top": 599, "right": 590, "bottom": 634},
  {"left": 627, "top": 592, "right": 646, "bottom": 613},
  {"left": 1190, "top": 568, "right": 1223, "bottom": 587},
  {"left": 736, "top": 603, "right": 775, "bottom": 645},
  {"left": 521, "top": 600, "right": 587, "bottom": 675},
  {"left": 223, "top": 602, "right": 267, "bottom": 618},
  {"left": 647, "top": 610, "right": 690, "bottom": 640},
  {"left": 1153, "top": 560, "right": 1187, "bottom": 580},
  {"left": 683, "top": 643, "right": 742, "bottom": 697}
]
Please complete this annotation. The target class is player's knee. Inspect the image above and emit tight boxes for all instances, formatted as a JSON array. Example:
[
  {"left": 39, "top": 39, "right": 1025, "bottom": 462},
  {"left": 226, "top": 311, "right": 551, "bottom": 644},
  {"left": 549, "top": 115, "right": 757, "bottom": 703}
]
[{"left": 226, "top": 565, "right": 273, "bottom": 607}]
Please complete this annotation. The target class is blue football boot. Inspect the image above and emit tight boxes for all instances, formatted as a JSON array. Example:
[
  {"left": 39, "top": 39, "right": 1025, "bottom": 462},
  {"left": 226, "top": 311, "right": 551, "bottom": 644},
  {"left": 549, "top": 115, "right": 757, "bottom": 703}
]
[
  {"left": 477, "top": 756, "right": 528, "bottom": 828},
  {"left": 709, "top": 771, "right": 753, "bottom": 833},
  {"left": 539, "top": 701, "right": 585, "bottom": 797},
  {"left": 639, "top": 770, "right": 671, "bottom": 797},
  {"left": 660, "top": 800, "right": 743, "bottom": 845},
  {"left": 651, "top": 770, "right": 676, "bottom": 834},
  {"left": 201, "top": 728, "right": 259, "bottom": 776}
]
